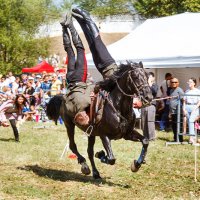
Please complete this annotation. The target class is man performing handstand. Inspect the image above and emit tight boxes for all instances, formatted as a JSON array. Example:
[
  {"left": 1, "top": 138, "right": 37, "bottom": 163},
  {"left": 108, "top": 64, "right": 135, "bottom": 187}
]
[
  {"left": 61, "top": 8, "right": 143, "bottom": 126},
  {"left": 61, "top": 15, "right": 93, "bottom": 126}
]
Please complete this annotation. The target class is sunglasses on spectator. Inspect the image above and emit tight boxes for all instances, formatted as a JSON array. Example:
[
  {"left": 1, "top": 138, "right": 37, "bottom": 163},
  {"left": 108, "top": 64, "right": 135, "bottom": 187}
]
[{"left": 171, "top": 81, "right": 178, "bottom": 83}]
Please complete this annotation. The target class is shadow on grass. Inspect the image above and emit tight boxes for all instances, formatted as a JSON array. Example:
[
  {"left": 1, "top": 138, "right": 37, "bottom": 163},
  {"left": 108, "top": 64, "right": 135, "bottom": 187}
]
[
  {"left": 18, "top": 165, "right": 130, "bottom": 188},
  {"left": 0, "top": 137, "right": 15, "bottom": 142}
]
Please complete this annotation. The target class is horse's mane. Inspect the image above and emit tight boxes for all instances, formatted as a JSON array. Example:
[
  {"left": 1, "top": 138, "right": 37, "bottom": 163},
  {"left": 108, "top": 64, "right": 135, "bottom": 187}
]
[{"left": 98, "top": 61, "right": 142, "bottom": 92}]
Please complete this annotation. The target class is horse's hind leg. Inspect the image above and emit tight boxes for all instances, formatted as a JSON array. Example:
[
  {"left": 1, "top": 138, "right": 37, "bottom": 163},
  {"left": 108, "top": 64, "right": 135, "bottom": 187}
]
[
  {"left": 95, "top": 136, "right": 116, "bottom": 165},
  {"left": 87, "top": 135, "right": 101, "bottom": 179},
  {"left": 66, "top": 123, "right": 91, "bottom": 175},
  {"left": 124, "top": 129, "right": 149, "bottom": 172}
]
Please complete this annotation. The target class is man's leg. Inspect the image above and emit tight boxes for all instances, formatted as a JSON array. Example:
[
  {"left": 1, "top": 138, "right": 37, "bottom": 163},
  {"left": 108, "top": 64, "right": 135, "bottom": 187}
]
[
  {"left": 72, "top": 8, "right": 118, "bottom": 78},
  {"left": 67, "top": 20, "right": 87, "bottom": 83},
  {"left": 61, "top": 24, "right": 76, "bottom": 82}
]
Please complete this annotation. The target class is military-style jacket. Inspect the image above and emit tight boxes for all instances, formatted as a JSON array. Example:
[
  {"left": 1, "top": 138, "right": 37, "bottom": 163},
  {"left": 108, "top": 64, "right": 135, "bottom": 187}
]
[{"left": 64, "top": 82, "right": 95, "bottom": 117}]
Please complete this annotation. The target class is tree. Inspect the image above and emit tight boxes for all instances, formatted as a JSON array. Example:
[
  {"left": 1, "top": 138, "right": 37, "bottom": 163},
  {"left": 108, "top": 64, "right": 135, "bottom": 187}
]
[
  {"left": 0, "top": 0, "right": 60, "bottom": 74},
  {"left": 132, "top": 0, "right": 200, "bottom": 18},
  {"left": 60, "top": 0, "right": 200, "bottom": 18},
  {"left": 61, "top": 0, "right": 132, "bottom": 17}
]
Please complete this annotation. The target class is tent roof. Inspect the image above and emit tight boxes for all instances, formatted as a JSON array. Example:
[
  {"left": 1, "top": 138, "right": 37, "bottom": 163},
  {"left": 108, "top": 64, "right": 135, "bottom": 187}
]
[
  {"left": 22, "top": 61, "right": 54, "bottom": 73},
  {"left": 86, "top": 12, "right": 200, "bottom": 68}
]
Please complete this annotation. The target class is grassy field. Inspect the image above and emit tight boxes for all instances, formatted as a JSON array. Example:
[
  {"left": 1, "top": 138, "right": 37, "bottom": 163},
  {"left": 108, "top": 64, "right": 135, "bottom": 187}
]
[{"left": 0, "top": 121, "right": 200, "bottom": 200}]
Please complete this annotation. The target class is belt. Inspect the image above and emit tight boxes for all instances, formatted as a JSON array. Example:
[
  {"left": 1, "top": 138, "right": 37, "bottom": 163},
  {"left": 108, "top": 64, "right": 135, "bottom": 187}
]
[
  {"left": 68, "top": 82, "right": 84, "bottom": 88},
  {"left": 186, "top": 103, "right": 196, "bottom": 105}
]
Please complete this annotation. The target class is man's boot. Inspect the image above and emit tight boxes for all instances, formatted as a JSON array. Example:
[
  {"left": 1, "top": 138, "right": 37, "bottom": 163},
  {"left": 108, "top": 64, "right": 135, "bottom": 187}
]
[
  {"left": 61, "top": 25, "right": 71, "bottom": 51},
  {"left": 72, "top": 7, "right": 99, "bottom": 39},
  {"left": 68, "top": 20, "right": 84, "bottom": 49}
]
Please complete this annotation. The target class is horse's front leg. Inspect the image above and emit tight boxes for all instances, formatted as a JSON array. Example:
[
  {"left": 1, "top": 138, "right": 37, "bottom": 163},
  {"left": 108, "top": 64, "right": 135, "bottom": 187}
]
[
  {"left": 87, "top": 135, "right": 101, "bottom": 179},
  {"left": 95, "top": 136, "right": 116, "bottom": 165},
  {"left": 124, "top": 129, "right": 149, "bottom": 172},
  {"left": 66, "top": 122, "right": 91, "bottom": 175}
]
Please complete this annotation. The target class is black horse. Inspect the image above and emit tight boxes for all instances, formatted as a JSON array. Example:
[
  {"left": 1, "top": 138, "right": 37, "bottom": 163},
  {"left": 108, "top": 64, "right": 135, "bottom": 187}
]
[{"left": 47, "top": 62, "right": 153, "bottom": 179}]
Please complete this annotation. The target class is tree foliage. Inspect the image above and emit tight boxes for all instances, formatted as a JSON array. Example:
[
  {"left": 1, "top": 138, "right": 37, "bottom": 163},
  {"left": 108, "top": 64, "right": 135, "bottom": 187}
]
[
  {"left": 0, "top": 0, "right": 60, "bottom": 74},
  {"left": 61, "top": 0, "right": 132, "bottom": 17},
  {"left": 133, "top": 0, "right": 200, "bottom": 18},
  {"left": 61, "top": 0, "right": 200, "bottom": 18}
]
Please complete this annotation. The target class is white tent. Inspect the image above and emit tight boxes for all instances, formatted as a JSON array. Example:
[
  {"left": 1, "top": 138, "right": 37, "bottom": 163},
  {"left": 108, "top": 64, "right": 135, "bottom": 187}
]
[
  {"left": 86, "top": 12, "right": 200, "bottom": 89},
  {"left": 87, "top": 12, "right": 200, "bottom": 68}
]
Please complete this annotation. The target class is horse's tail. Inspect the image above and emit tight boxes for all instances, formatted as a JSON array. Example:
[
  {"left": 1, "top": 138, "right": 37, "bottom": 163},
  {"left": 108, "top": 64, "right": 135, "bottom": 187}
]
[{"left": 46, "top": 95, "right": 63, "bottom": 125}]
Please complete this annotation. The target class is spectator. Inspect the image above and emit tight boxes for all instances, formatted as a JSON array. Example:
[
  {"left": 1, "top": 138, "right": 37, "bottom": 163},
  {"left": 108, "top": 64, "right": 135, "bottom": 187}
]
[
  {"left": 140, "top": 72, "right": 158, "bottom": 140},
  {"left": 50, "top": 74, "right": 62, "bottom": 96},
  {"left": 11, "top": 77, "right": 20, "bottom": 95},
  {"left": 28, "top": 76, "right": 35, "bottom": 89},
  {"left": 159, "top": 73, "right": 173, "bottom": 131},
  {"left": 0, "top": 94, "right": 28, "bottom": 142},
  {"left": 21, "top": 74, "right": 28, "bottom": 84},
  {"left": 42, "top": 71, "right": 47, "bottom": 79},
  {"left": 0, "top": 75, "right": 6, "bottom": 92},
  {"left": 8, "top": 71, "right": 16, "bottom": 84},
  {"left": 61, "top": 79, "right": 67, "bottom": 94},
  {"left": 34, "top": 80, "right": 41, "bottom": 93},
  {"left": 40, "top": 75, "right": 51, "bottom": 94},
  {"left": 17, "top": 81, "right": 26, "bottom": 94},
  {"left": 24, "top": 81, "right": 35, "bottom": 111},
  {"left": 183, "top": 77, "right": 200, "bottom": 144},
  {"left": 4, "top": 75, "right": 11, "bottom": 87},
  {"left": 169, "top": 78, "right": 184, "bottom": 142}
]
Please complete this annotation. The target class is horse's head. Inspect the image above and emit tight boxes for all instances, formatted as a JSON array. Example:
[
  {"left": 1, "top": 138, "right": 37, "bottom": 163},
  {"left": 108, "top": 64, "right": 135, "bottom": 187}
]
[{"left": 115, "top": 61, "right": 153, "bottom": 107}]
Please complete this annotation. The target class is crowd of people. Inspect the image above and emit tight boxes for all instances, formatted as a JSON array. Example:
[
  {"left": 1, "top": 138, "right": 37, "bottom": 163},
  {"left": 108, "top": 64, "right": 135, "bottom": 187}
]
[
  {"left": 1, "top": 68, "right": 200, "bottom": 144},
  {"left": 0, "top": 69, "right": 94, "bottom": 141},
  {"left": 144, "top": 72, "right": 200, "bottom": 144}
]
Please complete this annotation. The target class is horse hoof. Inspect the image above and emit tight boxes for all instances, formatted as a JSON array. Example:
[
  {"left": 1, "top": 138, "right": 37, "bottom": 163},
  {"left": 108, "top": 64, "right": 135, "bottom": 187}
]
[
  {"left": 131, "top": 160, "right": 140, "bottom": 172},
  {"left": 93, "top": 172, "right": 101, "bottom": 179},
  {"left": 81, "top": 162, "right": 91, "bottom": 175},
  {"left": 142, "top": 160, "right": 146, "bottom": 164},
  {"left": 95, "top": 150, "right": 105, "bottom": 159},
  {"left": 107, "top": 158, "right": 116, "bottom": 165}
]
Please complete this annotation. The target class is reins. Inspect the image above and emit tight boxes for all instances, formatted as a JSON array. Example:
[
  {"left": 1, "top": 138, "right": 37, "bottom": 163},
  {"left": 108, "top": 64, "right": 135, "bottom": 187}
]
[{"left": 115, "top": 69, "right": 149, "bottom": 99}]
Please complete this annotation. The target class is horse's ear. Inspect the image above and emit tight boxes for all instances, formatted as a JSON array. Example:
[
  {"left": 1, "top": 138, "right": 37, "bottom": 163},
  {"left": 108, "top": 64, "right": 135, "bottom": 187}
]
[{"left": 139, "top": 61, "right": 143, "bottom": 68}]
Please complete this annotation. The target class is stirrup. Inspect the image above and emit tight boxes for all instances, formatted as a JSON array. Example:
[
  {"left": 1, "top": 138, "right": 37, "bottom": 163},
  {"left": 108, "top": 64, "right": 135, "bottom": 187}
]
[{"left": 84, "top": 125, "right": 93, "bottom": 137}]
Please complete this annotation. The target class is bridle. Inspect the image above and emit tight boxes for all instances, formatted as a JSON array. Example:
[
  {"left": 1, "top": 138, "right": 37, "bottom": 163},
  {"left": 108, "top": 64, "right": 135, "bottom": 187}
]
[{"left": 115, "top": 68, "right": 150, "bottom": 105}]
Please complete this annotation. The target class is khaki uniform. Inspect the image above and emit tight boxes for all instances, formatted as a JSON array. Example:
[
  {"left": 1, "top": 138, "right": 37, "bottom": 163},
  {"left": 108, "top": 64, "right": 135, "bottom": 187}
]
[
  {"left": 63, "top": 64, "right": 118, "bottom": 119},
  {"left": 102, "top": 63, "right": 118, "bottom": 78},
  {"left": 64, "top": 82, "right": 95, "bottom": 117}
]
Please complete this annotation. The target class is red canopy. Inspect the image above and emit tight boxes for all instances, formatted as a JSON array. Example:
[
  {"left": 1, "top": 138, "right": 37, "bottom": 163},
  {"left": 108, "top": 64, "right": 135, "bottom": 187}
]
[{"left": 22, "top": 61, "right": 55, "bottom": 73}]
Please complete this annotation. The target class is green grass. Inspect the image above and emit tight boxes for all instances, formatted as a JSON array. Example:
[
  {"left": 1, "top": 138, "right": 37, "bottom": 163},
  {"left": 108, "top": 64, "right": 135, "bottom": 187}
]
[{"left": 0, "top": 121, "right": 200, "bottom": 200}]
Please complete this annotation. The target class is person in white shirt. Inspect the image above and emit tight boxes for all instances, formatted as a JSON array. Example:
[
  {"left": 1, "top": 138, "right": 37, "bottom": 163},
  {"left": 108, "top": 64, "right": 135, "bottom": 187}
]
[{"left": 183, "top": 77, "right": 200, "bottom": 144}]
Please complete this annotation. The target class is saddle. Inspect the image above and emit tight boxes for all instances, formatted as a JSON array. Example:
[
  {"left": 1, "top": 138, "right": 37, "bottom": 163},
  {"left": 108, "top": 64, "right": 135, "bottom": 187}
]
[{"left": 89, "top": 90, "right": 108, "bottom": 125}]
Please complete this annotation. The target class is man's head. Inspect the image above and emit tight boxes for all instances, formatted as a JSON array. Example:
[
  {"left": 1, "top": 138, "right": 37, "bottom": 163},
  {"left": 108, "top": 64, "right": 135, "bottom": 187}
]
[
  {"left": 147, "top": 72, "right": 155, "bottom": 87},
  {"left": 165, "top": 73, "right": 172, "bottom": 80},
  {"left": 74, "top": 111, "right": 90, "bottom": 126},
  {"left": 133, "top": 98, "right": 142, "bottom": 108},
  {"left": 52, "top": 74, "right": 57, "bottom": 81},
  {"left": 170, "top": 78, "right": 179, "bottom": 88}
]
